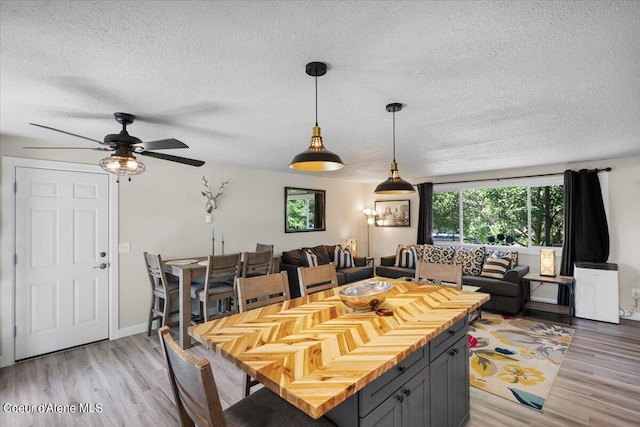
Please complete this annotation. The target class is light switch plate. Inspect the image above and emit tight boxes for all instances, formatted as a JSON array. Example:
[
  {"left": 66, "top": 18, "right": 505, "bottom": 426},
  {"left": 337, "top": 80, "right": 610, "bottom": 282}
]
[{"left": 118, "top": 243, "right": 131, "bottom": 253}]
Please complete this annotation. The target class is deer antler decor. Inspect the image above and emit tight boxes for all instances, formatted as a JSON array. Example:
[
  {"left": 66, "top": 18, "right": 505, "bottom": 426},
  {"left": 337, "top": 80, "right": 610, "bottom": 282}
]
[{"left": 201, "top": 176, "right": 230, "bottom": 213}]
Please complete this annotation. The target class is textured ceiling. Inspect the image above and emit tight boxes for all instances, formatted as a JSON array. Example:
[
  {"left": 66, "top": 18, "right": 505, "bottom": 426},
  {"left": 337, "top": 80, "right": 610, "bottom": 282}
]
[{"left": 1, "top": 1, "right": 639, "bottom": 183}]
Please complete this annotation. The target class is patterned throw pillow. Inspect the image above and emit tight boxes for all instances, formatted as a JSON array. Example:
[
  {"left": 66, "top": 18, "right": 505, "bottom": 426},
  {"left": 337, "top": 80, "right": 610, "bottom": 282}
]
[
  {"left": 395, "top": 245, "right": 417, "bottom": 268},
  {"left": 302, "top": 249, "right": 319, "bottom": 267},
  {"left": 484, "top": 250, "right": 518, "bottom": 269},
  {"left": 453, "top": 247, "right": 486, "bottom": 276},
  {"left": 421, "top": 244, "right": 455, "bottom": 264},
  {"left": 480, "top": 253, "right": 512, "bottom": 278},
  {"left": 334, "top": 246, "right": 354, "bottom": 268}
]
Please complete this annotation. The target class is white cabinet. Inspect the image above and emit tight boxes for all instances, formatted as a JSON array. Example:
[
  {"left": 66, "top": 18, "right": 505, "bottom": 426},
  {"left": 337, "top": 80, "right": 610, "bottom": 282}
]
[{"left": 574, "top": 262, "right": 619, "bottom": 323}]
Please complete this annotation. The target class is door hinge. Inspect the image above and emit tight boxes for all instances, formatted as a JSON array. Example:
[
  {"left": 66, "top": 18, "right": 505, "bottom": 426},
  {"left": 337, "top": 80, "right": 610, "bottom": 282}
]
[
  {"left": 14, "top": 253, "right": 17, "bottom": 265},
  {"left": 14, "top": 181, "right": 17, "bottom": 193},
  {"left": 14, "top": 326, "right": 17, "bottom": 337}
]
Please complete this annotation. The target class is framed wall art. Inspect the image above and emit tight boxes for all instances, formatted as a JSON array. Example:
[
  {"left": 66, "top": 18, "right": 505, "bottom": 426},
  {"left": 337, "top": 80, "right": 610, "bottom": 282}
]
[{"left": 375, "top": 200, "right": 410, "bottom": 227}]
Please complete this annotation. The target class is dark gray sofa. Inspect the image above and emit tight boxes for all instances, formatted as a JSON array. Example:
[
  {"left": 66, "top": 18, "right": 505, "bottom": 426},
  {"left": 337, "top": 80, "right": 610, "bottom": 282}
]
[
  {"left": 376, "top": 252, "right": 529, "bottom": 315},
  {"left": 280, "top": 245, "right": 374, "bottom": 298}
]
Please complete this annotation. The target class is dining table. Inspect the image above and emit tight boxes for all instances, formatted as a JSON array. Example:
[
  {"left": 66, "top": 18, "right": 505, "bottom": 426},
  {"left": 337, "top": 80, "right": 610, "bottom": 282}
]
[
  {"left": 163, "top": 257, "right": 208, "bottom": 349},
  {"left": 189, "top": 277, "right": 489, "bottom": 421}
]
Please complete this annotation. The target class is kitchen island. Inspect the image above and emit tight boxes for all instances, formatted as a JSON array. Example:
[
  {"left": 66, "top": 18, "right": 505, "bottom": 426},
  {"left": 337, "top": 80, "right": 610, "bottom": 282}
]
[{"left": 189, "top": 277, "right": 489, "bottom": 426}]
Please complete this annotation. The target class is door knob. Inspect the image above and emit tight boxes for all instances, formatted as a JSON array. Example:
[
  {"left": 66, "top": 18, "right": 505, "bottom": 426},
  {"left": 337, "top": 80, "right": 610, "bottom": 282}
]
[{"left": 93, "top": 263, "right": 108, "bottom": 269}]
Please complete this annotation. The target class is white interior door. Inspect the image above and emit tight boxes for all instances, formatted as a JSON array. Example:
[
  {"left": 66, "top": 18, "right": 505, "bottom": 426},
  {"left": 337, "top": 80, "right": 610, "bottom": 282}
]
[{"left": 15, "top": 167, "right": 110, "bottom": 360}]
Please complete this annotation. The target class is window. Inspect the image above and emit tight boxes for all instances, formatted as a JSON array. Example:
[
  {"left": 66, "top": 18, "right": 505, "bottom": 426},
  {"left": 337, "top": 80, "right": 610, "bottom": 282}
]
[{"left": 433, "top": 177, "right": 563, "bottom": 248}]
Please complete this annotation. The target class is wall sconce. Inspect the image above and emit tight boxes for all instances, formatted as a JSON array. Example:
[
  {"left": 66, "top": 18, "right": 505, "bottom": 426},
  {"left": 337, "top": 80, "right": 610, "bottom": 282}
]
[
  {"left": 540, "top": 249, "right": 556, "bottom": 276},
  {"left": 362, "top": 209, "right": 378, "bottom": 257},
  {"left": 345, "top": 239, "right": 357, "bottom": 257}
]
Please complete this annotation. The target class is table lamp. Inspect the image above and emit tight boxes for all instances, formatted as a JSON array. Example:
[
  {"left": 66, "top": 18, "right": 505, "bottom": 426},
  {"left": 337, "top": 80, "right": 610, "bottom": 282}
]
[{"left": 540, "top": 249, "right": 556, "bottom": 276}]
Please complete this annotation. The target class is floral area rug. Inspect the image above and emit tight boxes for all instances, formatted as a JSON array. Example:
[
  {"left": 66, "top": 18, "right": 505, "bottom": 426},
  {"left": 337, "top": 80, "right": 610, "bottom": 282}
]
[{"left": 468, "top": 313, "right": 574, "bottom": 411}]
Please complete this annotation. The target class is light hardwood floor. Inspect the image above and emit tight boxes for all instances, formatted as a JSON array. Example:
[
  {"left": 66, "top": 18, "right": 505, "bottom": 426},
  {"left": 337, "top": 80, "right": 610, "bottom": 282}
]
[{"left": 1, "top": 313, "right": 639, "bottom": 427}]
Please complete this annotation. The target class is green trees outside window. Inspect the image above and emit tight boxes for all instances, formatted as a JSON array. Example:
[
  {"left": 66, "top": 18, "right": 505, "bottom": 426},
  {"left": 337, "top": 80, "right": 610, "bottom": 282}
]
[{"left": 433, "top": 185, "right": 563, "bottom": 247}]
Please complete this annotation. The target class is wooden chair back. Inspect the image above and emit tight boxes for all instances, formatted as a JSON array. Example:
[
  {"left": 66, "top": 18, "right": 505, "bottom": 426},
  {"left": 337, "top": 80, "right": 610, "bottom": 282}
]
[
  {"left": 242, "top": 250, "right": 273, "bottom": 278},
  {"left": 237, "top": 271, "right": 290, "bottom": 313},
  {"left": 204, "top": 253, "right": 242, "bottom": 286},
  {"left": 158, "top": 326, "right": 226, "bottom": 427},
  {"left": 414, "top": 261, "right": 463, "bottom": 289},
  {"left": 255, "top": 243, "right": 274, "bottom": 253},
  {"left": 197, "top": 253, "right": 242, "bottom": 320},
  {"left": 143, "top": 252, "right": 172, "bottom": 294},
  {"left": 297, "top": 264, "right": 339, "bottom": 296},
  {"left": 255, "top": 243, "right": 275, "bottom": 273}
]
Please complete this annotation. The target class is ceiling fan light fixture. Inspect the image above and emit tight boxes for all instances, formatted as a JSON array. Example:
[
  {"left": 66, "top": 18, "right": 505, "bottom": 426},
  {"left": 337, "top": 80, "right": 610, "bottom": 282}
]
[
  {"left": 374, "top": 103, "right": 415, "bottom": 194},
  {"left": 289, "top": 62, "right": 344, "bottom": 172},
  {"left": 99, "top": 154, "right": 145, "bottom": 176}
]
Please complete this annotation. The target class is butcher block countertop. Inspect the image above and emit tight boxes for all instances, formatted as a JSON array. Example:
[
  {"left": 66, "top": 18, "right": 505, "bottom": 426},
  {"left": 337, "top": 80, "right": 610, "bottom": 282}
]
[{"left": 189, "top": 277, "right": 489, "bottom": 419}]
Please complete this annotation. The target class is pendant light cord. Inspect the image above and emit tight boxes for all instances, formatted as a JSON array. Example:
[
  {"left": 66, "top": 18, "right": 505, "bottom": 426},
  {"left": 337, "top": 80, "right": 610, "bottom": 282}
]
[
  {"left": 315, "top": 76, "right": 318, "bottom": 127},
  {"left": 392, "top": 109, "right": 396, "bottom": 162}
]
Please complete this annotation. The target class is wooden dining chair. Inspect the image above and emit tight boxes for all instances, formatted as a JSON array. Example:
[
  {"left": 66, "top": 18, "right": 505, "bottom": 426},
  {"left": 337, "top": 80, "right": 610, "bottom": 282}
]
[
  {"left": 414, "top": 261, "right": 463, "bottom": 289},
  {"left": 241, "top": 250, "right": 273, "bottom": 278},
  {"left": 236, "top": 271, "right": 290, "bottom": 397},
  {"left": 191, "top": 253, "right": 242, "bottom": 322},
  {"left": 297, "top": 263, "right": 339, "bottom": 296},
  {"left": 158, "top": 327, "right": 335, "bottom": 427},
  {"left": 144, "top": 252, "right": 180, "bottom": 336},
  {"left": 255, "top": 243, "right": 275, "bottom": 273}
]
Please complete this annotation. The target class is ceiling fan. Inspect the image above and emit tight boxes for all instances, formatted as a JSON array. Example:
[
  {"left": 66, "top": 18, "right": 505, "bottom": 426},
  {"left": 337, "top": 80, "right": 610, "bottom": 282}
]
[{"left": 26, "top": 112, "right": 205, "bottom": 181}]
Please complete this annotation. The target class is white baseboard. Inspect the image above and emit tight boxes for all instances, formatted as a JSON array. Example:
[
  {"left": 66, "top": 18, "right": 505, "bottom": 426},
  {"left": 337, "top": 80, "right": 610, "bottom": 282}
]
[
  {"left": 530, "top": 296, "right": 557, "bottom": 304},
  {"left": 621, "top": 312, "right": 640, "bottom": 322},
  {"left": 113, "top": 322, "right": 147, "bottom": 339}
]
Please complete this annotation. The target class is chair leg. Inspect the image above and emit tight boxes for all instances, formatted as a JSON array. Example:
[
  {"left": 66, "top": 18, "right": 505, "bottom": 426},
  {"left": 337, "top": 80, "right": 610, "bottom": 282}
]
[
  {"left": 203, "top": 298, "right": 210, "bottom": 322},
  {"left": 147, "top": 295, "right": 155, "bottom": 336},
  {"left": 161, "top": 295, "right": 170, "bottom": 328}
]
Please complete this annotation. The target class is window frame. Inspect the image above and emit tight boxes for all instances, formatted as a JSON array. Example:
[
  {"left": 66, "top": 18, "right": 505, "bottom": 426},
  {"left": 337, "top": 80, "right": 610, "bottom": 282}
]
[{"left": 433, "top": 175, "right": 564, "bottom": 255}]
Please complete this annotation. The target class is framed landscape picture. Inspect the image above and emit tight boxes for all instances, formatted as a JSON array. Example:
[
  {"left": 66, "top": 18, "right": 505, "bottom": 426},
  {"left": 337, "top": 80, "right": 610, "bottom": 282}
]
[{"left": 375, "top": 200, "right": 410, "bottom": 227}]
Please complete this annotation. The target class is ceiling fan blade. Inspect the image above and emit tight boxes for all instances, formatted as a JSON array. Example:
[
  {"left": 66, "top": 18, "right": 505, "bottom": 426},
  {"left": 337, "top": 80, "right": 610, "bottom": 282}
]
[
  {"left": 29, "top": 123, "right": 109, "bottom": 145},
  {"left": 138, "top": 151, "right": 205, "bottom": 167},
  {"left": 136, "top": 138, "right": 188, "bottom": 151},
  {"left": 23, "top": 146, "right": 111, "bottom": 151}
]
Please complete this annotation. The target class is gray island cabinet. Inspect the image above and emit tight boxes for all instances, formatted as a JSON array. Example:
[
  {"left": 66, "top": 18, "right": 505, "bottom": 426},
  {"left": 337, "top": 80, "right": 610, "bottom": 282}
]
[{"left": 326, "top": 317, "right": 470, "bottom": 427}]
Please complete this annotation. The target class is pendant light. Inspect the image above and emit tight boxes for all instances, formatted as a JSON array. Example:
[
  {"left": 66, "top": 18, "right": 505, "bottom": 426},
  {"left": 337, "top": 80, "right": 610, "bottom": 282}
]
[
  {"left": 289, "top": 62, "right": 344, "bottom": 172},
  {"left": 374, "top": 103, "right": 415, "bottom": 194}
]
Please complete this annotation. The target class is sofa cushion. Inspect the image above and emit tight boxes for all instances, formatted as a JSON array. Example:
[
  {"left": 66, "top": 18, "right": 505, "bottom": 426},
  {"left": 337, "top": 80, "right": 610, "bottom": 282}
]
[
  {"left": 375, "top": 265, "right": 415, "bottom": 279},
  {"left": 453, "top": 246, "right": 485, "bottom": 276},
  {"left": 395, "top": 245, "right": 417, "bottom": 268},
  {"left": 282, "top": 249, "right": 302, "bottom": 265},
  {"left": 339, "top": 266, "right": 374, "bottom": 284},
  {"left": 463, "top": 275, "right": 520, "bottom": 298},
  {"left": 334, "top": 246, "right": 354, "bottom": 268},
  {"left": 324, "top": 245, "right": 338, "bottom": 262},
  {"left": 421, "top": 244, "right": 455, "bottom": 264}
]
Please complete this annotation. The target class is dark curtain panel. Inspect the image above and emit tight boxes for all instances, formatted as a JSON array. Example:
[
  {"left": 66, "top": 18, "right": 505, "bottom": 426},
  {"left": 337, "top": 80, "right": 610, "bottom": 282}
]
[
  {"left": 417, "top": 182, "right": 434, "bottom": 245},
  {"left": 558, "top": 169, "right": 609, "bottom": 304}
]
